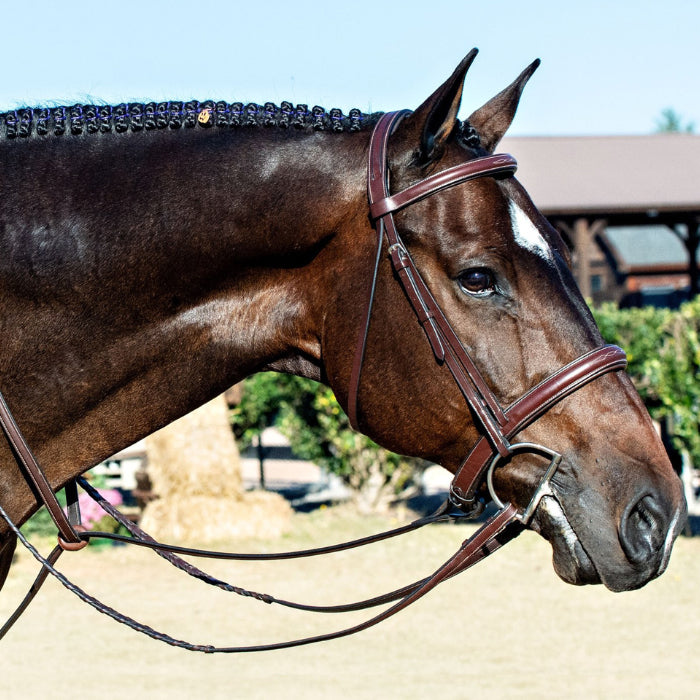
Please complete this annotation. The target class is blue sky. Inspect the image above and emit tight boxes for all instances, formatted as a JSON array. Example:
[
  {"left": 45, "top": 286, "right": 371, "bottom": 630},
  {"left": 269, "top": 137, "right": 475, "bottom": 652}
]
[{"left": 2, "top": 0, "right": 698, "bottom": 136}]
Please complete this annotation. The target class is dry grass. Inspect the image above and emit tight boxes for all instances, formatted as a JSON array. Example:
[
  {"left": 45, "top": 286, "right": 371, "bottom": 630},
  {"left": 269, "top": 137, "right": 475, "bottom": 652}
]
[{"left": 1, "top": 506, "right": 699, "bottom": 699}]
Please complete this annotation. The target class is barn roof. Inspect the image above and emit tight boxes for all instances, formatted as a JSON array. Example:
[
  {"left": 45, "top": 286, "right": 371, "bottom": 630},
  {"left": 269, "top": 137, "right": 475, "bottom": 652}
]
[
  {"left": 604, "top": 225, "right": 688, "bottom": 268},
  {"left": 500, "top": 133, "right": 700, "bottom": 216}
]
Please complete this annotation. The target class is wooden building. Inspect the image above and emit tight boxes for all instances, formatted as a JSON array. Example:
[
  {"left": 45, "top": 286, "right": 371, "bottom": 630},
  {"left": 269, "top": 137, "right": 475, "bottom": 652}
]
[{"left": 501, "top": 133, "right": 700, "bottom": 305}]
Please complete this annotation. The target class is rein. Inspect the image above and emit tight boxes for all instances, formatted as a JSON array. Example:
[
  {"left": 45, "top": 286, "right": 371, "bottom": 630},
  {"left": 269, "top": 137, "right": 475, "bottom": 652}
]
[{"left": 0, "top": 110, "right": 627, "bottom": 652}]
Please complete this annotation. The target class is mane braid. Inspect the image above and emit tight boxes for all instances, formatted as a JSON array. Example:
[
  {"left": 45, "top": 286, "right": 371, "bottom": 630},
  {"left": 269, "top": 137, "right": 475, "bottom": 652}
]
[{"left": 0, "top": 100, "right": 378, "bottom": 140}]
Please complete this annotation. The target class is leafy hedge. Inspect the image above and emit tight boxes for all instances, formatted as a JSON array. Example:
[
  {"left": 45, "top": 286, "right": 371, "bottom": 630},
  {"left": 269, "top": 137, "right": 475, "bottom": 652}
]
[{"left": 592, "top": 297, "right": 700, "bottom": 466}]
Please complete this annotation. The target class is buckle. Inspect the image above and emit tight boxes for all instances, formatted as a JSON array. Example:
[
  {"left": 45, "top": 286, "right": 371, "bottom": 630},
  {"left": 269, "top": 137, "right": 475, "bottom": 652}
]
[{"left": 448, "top": 486, "right": 485, "bottom": 518}]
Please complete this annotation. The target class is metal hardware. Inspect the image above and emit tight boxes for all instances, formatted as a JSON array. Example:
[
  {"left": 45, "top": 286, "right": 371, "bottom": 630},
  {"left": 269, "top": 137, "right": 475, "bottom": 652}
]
[{"left": 486, "top": 442, "right": 563, "bottom": 525}]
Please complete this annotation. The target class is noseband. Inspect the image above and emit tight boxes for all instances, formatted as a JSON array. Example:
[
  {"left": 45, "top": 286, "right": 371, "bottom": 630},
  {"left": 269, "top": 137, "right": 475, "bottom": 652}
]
[
  {"left": 349, "top": 110, "right": 627, "bottom": 522},
  {"left": 0, "top": 110, "right": 628, "bottom": 652}
]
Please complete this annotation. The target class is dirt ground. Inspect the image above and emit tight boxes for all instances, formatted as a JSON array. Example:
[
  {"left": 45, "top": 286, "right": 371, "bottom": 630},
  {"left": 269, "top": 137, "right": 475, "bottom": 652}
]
[{"left": 1, "top": 506, "right": 699, "bottom": 699}]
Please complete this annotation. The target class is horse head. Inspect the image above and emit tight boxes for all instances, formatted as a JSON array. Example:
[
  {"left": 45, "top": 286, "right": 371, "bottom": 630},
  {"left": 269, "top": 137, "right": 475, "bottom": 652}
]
[{"left": 323, "top": 50, "right": 686, "bottom": 591}]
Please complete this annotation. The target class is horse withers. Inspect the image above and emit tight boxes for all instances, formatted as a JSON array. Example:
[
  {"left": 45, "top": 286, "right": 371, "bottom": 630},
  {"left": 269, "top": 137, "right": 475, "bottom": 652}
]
[{"left": 0, "top": 50, "right": 686, "bottom": 601}]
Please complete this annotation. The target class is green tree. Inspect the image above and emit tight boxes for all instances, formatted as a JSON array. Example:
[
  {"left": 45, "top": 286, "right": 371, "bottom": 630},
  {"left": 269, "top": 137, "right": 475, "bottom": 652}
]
[
  {"left": 230, "top": 373, "right": 309, "bottom": 447},
  {"left": 232, "top": 373, "right": 425, "bottom": 513},
  {"left": 655, "top": 108, "right": 695, "bottom": 133}
]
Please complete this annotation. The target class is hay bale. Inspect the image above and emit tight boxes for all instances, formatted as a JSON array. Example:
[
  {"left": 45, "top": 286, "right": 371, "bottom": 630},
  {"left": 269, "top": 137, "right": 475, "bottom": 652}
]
[
  {"left": 141, "top": 394, "right": 292, "bottom": 542},
  {"left": 139, "top": 491, "right": 292, "bottom": 542},
  {"left": 145, "top": 394, "right": 242, "bottom": 499}
]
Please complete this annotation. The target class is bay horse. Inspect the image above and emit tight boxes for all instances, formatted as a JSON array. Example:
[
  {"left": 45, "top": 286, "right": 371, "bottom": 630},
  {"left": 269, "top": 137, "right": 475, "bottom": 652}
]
[{"left": 0, "top": 48, "right": 686, "bottom": 611}]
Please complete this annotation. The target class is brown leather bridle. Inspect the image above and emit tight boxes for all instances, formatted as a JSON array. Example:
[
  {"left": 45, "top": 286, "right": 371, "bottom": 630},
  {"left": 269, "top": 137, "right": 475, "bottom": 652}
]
[
  {"left": 0, "top": 110, "right": 627, "bottom": 652},
  {"left": 349, "top": 110, "right": 627, "bottom": 521}
]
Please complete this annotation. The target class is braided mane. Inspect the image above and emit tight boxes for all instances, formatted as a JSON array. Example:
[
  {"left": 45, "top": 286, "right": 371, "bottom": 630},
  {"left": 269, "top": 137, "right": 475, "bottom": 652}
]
[
  {"left": 1, "top": 99, "right": 482, "bottom": 148},
  {"left": 0, "top": 100, "right": 380, "bottom": 140}
]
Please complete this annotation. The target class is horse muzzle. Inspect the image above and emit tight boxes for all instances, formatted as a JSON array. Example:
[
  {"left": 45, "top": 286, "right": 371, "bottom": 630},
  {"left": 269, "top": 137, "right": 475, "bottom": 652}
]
[{"left": 530, "top": 475, "right": 687, "bottom": 592}]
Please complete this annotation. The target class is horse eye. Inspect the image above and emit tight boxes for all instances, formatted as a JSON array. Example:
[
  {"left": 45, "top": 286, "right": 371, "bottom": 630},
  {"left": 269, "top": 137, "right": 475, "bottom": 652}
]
[{"left": 458, "top": 268, "right": 496, "bottom": 296}]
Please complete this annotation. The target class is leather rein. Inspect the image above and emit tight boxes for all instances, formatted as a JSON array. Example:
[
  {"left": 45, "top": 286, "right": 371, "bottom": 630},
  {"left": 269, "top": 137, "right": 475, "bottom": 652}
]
[{"left": 0, "top": 110, "right": 627, "bottom": 652}]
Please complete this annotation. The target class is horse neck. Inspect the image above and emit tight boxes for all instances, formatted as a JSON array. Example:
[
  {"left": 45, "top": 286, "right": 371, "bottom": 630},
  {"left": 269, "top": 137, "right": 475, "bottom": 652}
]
[{"left": 0, "top": 126, "right": 369, "bottom": 521}]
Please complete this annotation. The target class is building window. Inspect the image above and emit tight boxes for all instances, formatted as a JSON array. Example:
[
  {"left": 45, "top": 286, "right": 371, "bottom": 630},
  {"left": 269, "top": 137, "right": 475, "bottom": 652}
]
[{"left": 590, "top": 274, "right": 603, "bottom": 293}]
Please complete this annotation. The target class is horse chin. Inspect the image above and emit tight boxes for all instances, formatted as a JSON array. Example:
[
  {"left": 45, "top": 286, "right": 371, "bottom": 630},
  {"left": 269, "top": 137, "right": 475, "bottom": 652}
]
[{"left": 529, "top": 496, "right": 601, "bottom": 587}]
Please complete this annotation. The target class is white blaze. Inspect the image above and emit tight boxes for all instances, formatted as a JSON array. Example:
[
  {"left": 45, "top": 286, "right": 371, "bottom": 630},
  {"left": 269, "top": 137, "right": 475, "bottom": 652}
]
[{"left": 508, "top": 200, "right": 552, "bottom": 261}]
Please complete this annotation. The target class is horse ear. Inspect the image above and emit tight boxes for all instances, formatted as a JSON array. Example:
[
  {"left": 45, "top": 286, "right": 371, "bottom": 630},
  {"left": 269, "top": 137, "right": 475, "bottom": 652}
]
[
  {"left": 466, "top": 59, "right": 540, "bottom": 153},
  {"left": 403, "top": 49, "right": 479, "bottom": 163}
]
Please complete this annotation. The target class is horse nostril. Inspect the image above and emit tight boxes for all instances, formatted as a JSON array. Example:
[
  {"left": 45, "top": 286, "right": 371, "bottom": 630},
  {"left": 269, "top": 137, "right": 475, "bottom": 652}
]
[{"left": 619, "top": 495, "right": 667, "bottom": 565}]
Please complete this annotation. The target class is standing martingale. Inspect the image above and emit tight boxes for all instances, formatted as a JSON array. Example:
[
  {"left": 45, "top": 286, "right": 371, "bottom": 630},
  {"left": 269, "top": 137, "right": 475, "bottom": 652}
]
[{"left": 0, "top": 48, "right": 687, "bottom": 651}]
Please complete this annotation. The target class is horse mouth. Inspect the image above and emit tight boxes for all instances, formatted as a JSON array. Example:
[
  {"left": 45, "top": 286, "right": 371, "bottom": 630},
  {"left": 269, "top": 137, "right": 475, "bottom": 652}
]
[{"left": 529, "top": 496, "right": 601, "bottom": 586}]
